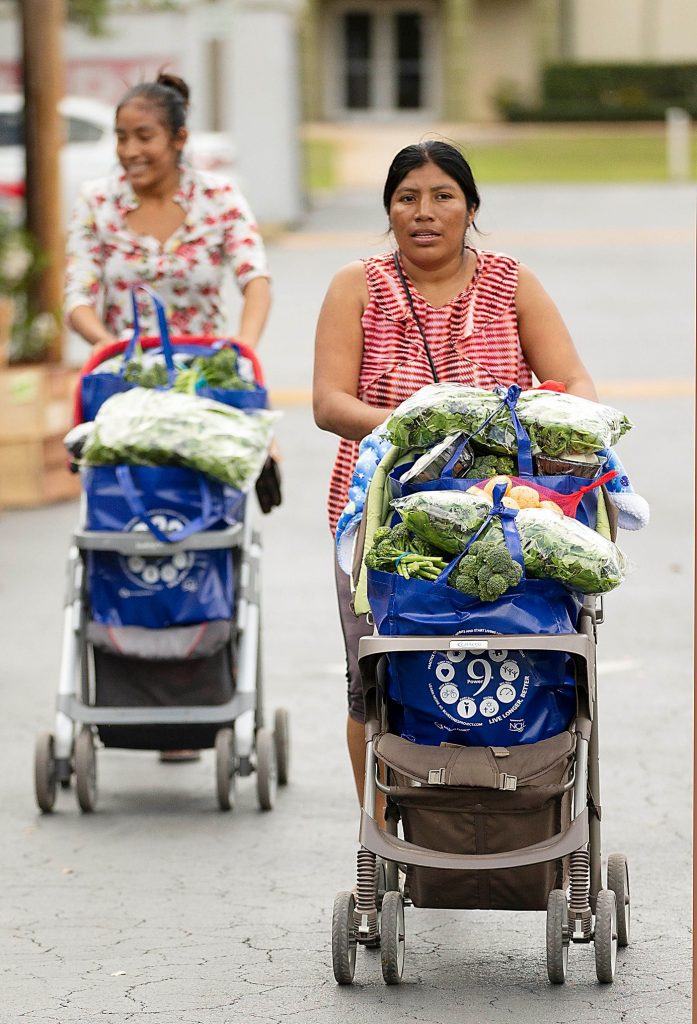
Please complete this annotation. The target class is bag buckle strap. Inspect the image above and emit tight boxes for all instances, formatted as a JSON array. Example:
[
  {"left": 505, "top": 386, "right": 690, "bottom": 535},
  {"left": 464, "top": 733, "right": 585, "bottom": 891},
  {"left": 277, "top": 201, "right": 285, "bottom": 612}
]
[
  {"left": 427, "top": 768, "right": 444, "bottom": 785},
  {"left": 498, "top": 773, "right": 518, "bottom": 791}
]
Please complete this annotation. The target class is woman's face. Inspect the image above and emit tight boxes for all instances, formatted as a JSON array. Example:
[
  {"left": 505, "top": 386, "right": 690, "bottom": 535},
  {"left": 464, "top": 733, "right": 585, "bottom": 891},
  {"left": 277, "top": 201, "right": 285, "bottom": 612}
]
[
  {"left": 115, "top": 98, "right": 186, "bottom": 193},
  {"left": 388, "top": 161, "right": 474, "bottom": 264}
]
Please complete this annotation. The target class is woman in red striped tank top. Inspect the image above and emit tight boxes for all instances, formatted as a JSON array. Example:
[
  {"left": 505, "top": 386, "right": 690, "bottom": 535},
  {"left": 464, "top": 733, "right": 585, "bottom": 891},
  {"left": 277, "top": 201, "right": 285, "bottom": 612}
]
[{"left": 313, "top": 141, "right": 597, "bottom": 801}]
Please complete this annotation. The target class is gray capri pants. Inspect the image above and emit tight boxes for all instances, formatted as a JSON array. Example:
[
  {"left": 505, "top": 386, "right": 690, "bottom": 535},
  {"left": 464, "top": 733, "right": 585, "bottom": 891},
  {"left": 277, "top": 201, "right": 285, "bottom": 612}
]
[{"left": 334, "top": 555, "right": 372, "bottom": 723}]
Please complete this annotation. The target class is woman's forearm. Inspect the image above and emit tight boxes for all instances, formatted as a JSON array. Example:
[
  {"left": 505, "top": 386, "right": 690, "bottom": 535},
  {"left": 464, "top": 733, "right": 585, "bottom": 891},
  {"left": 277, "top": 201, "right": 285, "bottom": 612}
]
[
  {"left": 237, "top": 276, "right": 271, "bottom": 349},
  {"left": 314, "top": 390, "right": 392, "bottom": 442},
  {"left": 564, "top": 373, "right": 598, "bottom": 402},
  {"left": 68, "top": 305, "right": 119, "bottom": 347}
]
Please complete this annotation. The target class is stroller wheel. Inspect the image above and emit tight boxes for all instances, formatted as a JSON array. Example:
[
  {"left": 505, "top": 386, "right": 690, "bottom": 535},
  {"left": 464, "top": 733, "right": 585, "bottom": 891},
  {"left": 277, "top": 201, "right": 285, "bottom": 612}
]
[
  {"left": 546, "top": 889, "right": 569, "bottom": 984},
  {"left": 380, "top": 891, "right": 405, "bottom": 984},
  {"left": 74, "top": 728, "right": 97, "bottom": 813},
  {"left": 273, "top": 708, "right": 290, "bottom": 786},
  {"left": 331, "top": 891, "right": 357, "bottom": 984},
  {"left": 34, "top": 731, "right": 58, "bottom": 813},
  {"left": 594, "top": 889, "right": 618, "bottom": 983},
  {"left": 215, "top": 727, "right": 237, "bottom": 812},
  {"left": 607, "top": 853, "right": 630, "bottom": 947},
  {"left": 255, "top": 727, "right": 277, "bottom": 811}
]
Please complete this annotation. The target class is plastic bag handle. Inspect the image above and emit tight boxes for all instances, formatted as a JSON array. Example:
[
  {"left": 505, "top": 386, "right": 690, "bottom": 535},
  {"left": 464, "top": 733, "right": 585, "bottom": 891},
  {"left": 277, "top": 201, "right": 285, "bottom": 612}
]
[
  {"left": 115, "top": 465, "right": 215, "bottom": 543},
  {"left": 119, "top": 285, "right": 177, "bottom": 385}
]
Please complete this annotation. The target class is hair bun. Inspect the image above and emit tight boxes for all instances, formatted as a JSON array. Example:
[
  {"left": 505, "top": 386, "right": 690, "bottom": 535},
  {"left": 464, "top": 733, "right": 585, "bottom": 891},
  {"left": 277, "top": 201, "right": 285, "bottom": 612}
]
[{"left": 156, "top": 72, "right": 190, "bottom": 108}]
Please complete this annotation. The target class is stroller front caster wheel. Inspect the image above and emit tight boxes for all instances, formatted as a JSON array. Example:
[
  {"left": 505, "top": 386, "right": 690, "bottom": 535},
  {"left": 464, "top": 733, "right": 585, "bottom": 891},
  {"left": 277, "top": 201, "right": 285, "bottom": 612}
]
[
  {"left": 331, "top": 891, "right": 357, "bottom": 984},
  {"left": 255, "top": 727, "right": 277, "bottom": 811},
  {"left": 546, "top": 889, "right": 569, "bottom": 984},
  {"left": 214, "top": 727, "right": 237, "bottom": 812},
  {"left": 607, "top": 853, "right": 630, "bottom": 947},
  {"left": 34, "top": 731, "right": 58, "bottom": 813},
  {"left": 74, "top": 728, "right": 97, "bottom": 813},
  {"left": 594, "top": 889, "right": 618, "bottom": 983},
  {"left": 380, "top": 891, "right": 405, "bottom": 984}
]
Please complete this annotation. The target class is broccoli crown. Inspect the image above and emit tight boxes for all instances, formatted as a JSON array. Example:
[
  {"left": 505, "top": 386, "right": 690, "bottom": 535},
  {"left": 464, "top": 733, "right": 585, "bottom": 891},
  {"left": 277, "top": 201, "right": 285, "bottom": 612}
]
[
  {"left": 372, "top": 526, "right": 392, "bottom": 545},
  {"left": 389, "top": 523, "right": 412, "bottom": 550},
  {"left": 464, "top": 453, "right": 516, "bottom": 479},
  {"left": 364, "top": 549, "right": 379, "bottom": 570},
  {"left": 452, "top": 571, "right": 479, "bottom": 597},
  {"left": 480, "top": 573, "right": 510, "bottom": 602},
  {"left": 450, "top": 538, "right": 522, "bottom": 601}
]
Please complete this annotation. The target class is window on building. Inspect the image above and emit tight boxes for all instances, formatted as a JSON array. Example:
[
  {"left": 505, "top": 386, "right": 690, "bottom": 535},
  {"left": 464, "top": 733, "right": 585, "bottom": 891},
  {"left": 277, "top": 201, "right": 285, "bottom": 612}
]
[
  {"left": 396, "top": 12, "right": 422, "bottom": 109},
  {"left": 344, "top": 12, "right": 372, "bottom": 109}
]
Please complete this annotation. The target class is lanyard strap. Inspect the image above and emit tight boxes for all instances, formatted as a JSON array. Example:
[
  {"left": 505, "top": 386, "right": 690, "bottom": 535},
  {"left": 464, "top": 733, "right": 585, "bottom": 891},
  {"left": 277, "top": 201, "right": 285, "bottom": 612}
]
[{"left": 392, "top": 252, "right": 439, "bottom": 383}]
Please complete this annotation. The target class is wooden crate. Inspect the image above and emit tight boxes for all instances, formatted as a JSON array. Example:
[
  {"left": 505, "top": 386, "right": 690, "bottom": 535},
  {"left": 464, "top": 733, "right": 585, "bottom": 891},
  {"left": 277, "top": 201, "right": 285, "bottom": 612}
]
[
  {"left": 0, "top": 432, "right": 81, "bottom": 509},
  {"left": 0, "top": 364, "right": 78, "bottom": 442}
]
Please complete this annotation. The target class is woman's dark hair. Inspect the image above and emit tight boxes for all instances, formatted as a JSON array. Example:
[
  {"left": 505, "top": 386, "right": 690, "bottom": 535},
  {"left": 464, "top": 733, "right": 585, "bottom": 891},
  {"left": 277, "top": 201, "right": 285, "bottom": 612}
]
[
  {"left": 383, "top": 141, "right": 480, "bottom": 215},
  {"left": 116, "top": 73, "right": 190, "bottom": 137}
]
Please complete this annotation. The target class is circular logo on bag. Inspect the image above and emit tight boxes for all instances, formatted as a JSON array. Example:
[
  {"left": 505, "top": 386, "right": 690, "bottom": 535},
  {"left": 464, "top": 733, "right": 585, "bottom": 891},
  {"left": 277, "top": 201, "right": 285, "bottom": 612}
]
[
  {"left": 119, "top": 511, "right": 196, "bottom": 591},
  {"left": 426, "top": 631, "right": 530, "bottom": 729}
]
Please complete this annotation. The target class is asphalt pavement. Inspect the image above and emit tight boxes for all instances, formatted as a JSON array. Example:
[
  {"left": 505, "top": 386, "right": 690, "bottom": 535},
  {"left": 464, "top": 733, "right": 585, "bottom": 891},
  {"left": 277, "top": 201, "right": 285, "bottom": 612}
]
[{"left": 1, "top": 181, "right": 694, "bottom": 1023}]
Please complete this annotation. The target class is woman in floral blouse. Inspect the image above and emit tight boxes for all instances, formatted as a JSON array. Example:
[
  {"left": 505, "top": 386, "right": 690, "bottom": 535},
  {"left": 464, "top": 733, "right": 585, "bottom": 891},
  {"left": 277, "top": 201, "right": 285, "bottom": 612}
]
[{"left": 65, "top": 73, "right": 271, "bottom": 351}]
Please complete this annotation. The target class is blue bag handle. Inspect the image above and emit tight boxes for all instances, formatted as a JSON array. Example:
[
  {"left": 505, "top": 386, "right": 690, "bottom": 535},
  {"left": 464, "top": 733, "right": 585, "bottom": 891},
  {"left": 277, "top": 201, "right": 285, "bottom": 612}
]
[
  {"left": 119, "top": 284, "right": 177, "bottom": 386},
  {"left": 439, "top": 384, "right": 534, "bottom": 479},
  {"left": 115, "top": 465, "right": 216, "bottom": 543},
  {"left": 435, "top": 481, "right": 526, "bottom": 583}
]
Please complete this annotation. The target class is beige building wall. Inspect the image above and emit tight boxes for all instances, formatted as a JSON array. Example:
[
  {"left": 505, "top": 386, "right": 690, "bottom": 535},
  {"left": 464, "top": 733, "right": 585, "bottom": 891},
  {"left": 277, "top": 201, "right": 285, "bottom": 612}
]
[
  {"left": 571, "top": 0, "right": 697, "bottom": 61},
  {"left": 466, "top": 0, "right": 540, "bottom": 121}
]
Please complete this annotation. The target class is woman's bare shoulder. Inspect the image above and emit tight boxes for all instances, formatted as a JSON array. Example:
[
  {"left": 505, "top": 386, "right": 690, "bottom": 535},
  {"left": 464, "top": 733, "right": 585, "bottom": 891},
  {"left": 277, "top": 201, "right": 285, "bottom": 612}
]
[{"left": 325, "top": 260, "right": 369, "bottom": 304}]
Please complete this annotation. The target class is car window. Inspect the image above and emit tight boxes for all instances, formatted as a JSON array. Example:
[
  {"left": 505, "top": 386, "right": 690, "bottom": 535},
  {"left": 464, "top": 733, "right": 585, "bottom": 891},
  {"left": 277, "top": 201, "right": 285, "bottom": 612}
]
[
  {"left": 0, "top": 111, "right": 23, "bottom": 146},
  {"left": 66, "top": 117, "right": 104, "bottom": 143}
]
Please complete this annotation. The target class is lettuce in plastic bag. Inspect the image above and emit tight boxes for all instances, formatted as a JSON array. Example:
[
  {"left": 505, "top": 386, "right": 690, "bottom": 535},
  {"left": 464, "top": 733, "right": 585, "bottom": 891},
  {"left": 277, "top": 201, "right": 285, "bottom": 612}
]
[
  {"left": 386, "top": 383, "right": 632, "bottom": 456},
  {"left": 82, "top": 387, "right": 278, "bottom": 491},
  {"left": 392, "top": 490, "right": 626, "bottom": 593}
]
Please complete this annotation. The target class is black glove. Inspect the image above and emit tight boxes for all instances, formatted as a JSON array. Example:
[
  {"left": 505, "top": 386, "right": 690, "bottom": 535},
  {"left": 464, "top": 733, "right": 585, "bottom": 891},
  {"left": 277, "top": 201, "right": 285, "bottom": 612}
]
[{"left": 255, "top": 455, "right": 282, "bottom": 514}]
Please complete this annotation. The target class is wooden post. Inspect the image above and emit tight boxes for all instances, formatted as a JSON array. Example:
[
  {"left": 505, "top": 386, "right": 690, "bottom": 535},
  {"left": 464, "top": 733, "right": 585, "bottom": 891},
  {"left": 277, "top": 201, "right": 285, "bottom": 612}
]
[{"left": 20, "top": 0, "right": 66, "bottom": 363}]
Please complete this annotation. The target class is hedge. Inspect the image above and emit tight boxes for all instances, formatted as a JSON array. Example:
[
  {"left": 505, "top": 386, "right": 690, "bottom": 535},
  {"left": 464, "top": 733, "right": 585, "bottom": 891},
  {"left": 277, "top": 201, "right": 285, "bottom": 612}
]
[{"left": 500, "top": 62, "right": 697, "bottom": 122}]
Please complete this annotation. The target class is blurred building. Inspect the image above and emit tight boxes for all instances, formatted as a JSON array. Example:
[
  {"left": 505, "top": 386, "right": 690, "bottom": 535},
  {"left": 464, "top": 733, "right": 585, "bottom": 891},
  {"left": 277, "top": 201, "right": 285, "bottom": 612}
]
[
  {"left": 300, "top": 0, "right": 697, "bottom": 122},
  {"left": 0, "top": 0, "right": 303, "bottom": 226}
]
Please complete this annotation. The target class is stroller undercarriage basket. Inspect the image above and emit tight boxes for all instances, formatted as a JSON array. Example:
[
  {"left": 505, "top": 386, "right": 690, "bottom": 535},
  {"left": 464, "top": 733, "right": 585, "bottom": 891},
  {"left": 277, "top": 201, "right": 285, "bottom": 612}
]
[{"left": 374, "top": 729, "right": 575, "bottom": 911}]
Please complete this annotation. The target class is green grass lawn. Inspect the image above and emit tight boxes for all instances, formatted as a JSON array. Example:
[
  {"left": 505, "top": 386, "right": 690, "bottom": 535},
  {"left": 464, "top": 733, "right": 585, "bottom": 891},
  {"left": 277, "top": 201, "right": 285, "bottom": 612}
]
[
  {"left": 458, "top": 129, "right": 697, "bottom": 183},
  {"left": 303, "top": 127, "right": 697, "bottom": 190}
]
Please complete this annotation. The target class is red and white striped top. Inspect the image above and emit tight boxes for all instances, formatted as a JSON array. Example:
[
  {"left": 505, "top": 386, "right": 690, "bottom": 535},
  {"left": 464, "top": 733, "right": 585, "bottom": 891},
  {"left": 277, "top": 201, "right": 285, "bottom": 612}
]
[{"left": 327, "top": 248, "right": 533, "bottom": 534}]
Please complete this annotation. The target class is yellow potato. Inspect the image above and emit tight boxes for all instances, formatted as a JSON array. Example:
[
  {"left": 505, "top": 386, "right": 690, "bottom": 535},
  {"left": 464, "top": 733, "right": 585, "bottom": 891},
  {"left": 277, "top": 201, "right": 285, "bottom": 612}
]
[
  {"left": 501, "top": 496, "right": 520, "bottom": 509},
  {"left": 539, "top": 500, "right": 564, "bottom": 516},
  {"left": 508, "top": 485, "right": 540, "bottom": 509},
  {"left": 483, "top": 474, "right": 512, "bottom": 497},
  {"left": 466, "top": 485, "right": 493, "bottom": 505}
]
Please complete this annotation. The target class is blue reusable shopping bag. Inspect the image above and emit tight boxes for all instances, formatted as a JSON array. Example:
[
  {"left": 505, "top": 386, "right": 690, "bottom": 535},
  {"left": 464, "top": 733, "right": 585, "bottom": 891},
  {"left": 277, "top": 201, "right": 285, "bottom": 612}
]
[
  {"left": 367, "top": 489, "right": 581, "bottom": 747},
  {"left": 388, "top": 384, "right": 607, "bottom": 528},
  {"left": 80, "top": 285, "right": 267, "bottom": 422},
  {"left": 84, "top": 464, "right": 244, "bottom": 629}
]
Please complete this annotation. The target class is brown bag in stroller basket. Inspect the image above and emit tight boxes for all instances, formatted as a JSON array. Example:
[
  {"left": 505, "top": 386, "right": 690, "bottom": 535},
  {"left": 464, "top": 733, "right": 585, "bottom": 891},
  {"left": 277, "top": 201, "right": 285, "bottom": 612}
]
[{"left": 375, "top": 729, "right": 575, "bottom": 912}]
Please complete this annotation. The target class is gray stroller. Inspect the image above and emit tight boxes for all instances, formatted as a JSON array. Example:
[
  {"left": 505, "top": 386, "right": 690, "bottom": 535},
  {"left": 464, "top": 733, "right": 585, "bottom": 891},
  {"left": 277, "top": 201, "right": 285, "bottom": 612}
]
[
  {"left": 331, "top": 493, "right": 630, "bottom": 985},
  {"left": 33, "top": 489, "right": 289, "bottom": 814}
]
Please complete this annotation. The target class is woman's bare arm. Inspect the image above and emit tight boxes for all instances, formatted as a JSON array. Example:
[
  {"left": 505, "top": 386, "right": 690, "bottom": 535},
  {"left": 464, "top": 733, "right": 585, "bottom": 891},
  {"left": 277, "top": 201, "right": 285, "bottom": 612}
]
[
  {"left": 313, "top": 262, "right": 392, "bottom": 441},
  {"left": 516, "top": 264, "right": 598, "bottom": 401},
  {"left": 68, "top": 304, "right": 119, "bottom": 348},
  {"left": 237, "top": 276, "right": 271, "bottom": 349}
]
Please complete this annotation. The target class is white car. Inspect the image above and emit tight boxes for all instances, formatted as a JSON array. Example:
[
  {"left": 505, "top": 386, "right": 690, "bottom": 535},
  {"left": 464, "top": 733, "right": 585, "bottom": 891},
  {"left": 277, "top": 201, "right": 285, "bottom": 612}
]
[{"left": 0, "top": 94, "right": 237, "bottom": 222}]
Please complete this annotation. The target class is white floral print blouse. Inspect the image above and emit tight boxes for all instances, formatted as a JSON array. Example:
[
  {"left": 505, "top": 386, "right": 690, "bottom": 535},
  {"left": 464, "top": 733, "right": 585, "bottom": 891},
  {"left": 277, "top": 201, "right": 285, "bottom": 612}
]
[{"left": 64, "top": 164, "right": 269, "bottom": 337}]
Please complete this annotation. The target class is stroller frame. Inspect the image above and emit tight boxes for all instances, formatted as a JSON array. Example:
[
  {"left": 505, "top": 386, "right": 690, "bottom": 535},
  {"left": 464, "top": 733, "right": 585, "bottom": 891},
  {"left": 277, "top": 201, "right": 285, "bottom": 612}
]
[
  {"left": 34, "top": 492, "right": 289, "bottom": 814},
  {"left": 332, "top": 594, "right": 631, "bottom": 986}
]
